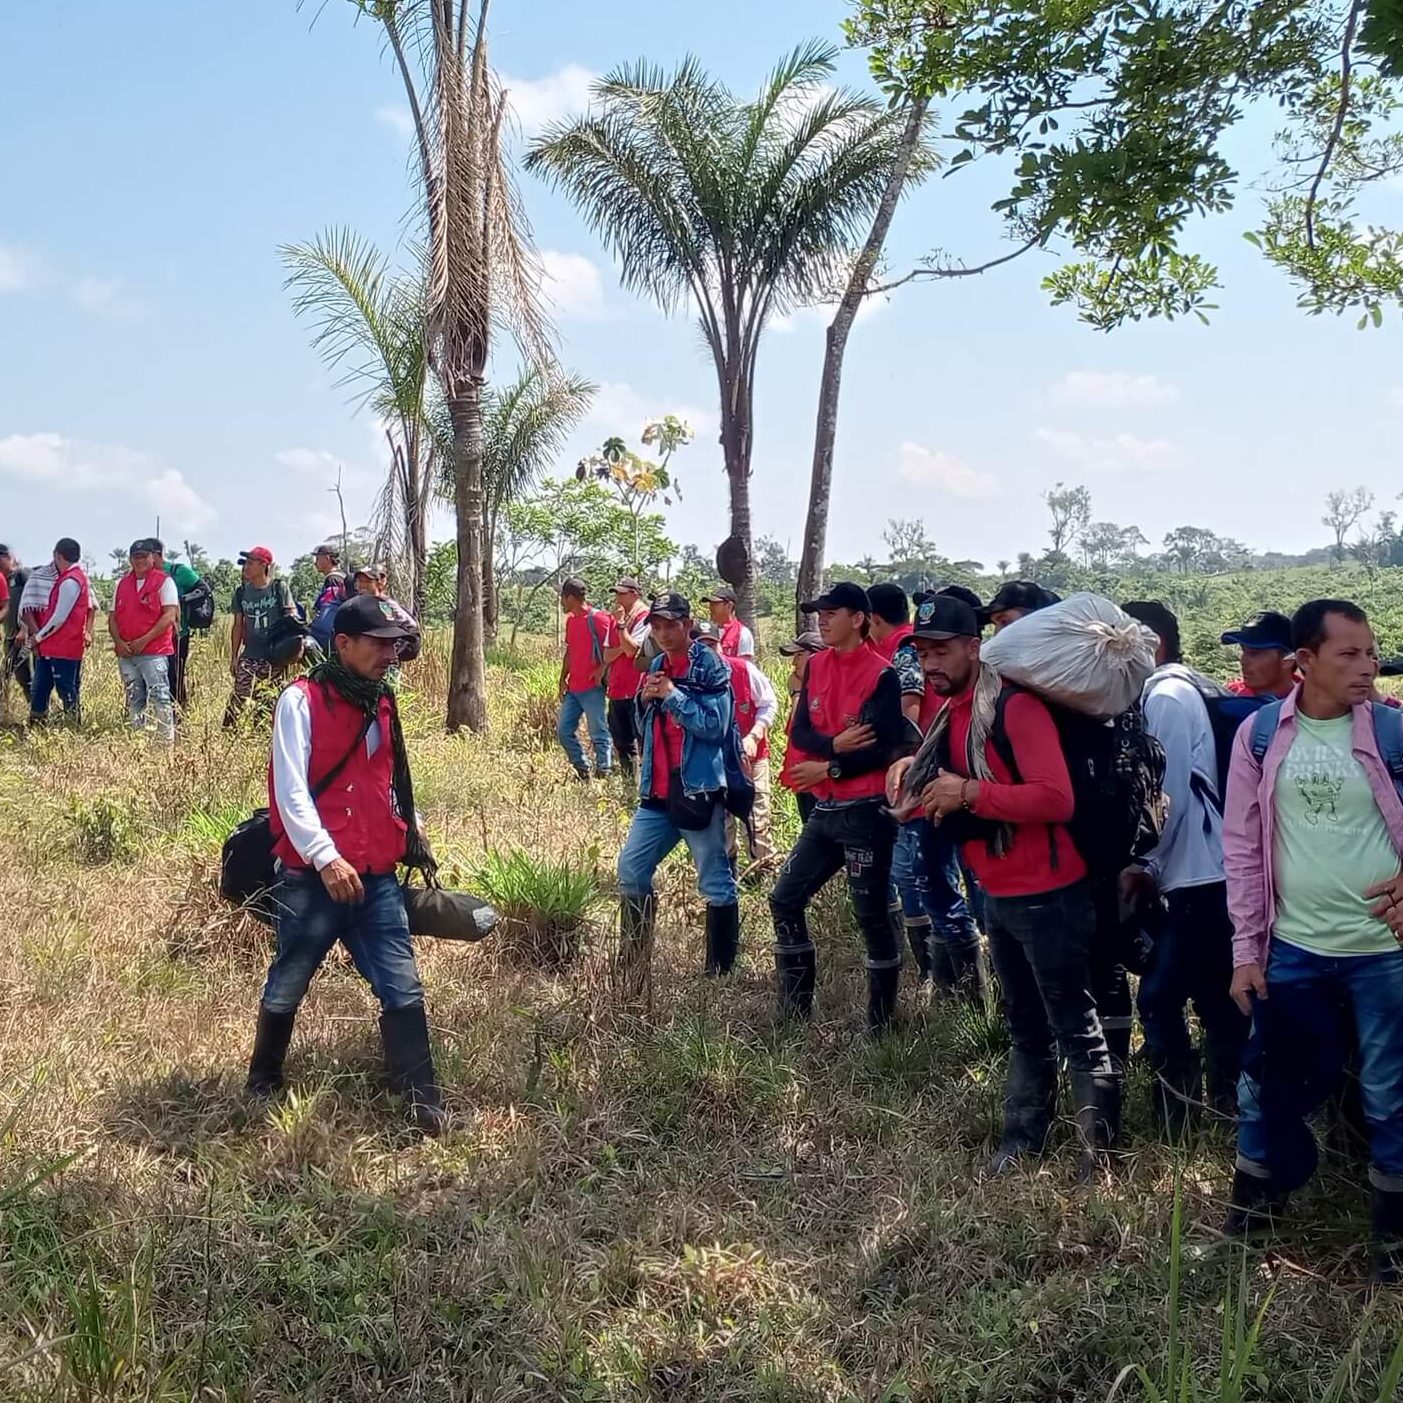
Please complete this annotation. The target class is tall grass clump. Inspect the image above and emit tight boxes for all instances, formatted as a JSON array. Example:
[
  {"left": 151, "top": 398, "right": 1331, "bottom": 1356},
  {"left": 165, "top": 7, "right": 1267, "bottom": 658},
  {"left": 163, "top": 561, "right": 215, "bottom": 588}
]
[{"left": 471, "top": 845, "right": 602, "bottom": 967}]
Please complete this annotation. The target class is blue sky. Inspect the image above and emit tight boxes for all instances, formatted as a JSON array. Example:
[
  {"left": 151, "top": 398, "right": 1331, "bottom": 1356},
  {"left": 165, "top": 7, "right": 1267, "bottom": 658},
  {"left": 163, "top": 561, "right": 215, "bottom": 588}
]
[{"left": 3, "top": 0, "right": 1402, "bottom": 576}]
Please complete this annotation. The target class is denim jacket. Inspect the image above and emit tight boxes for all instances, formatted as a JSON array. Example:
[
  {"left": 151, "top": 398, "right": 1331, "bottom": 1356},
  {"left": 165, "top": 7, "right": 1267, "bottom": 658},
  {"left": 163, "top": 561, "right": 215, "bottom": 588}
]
[{"left": 636, "top": 641, "right": 733, "bottom": 799}]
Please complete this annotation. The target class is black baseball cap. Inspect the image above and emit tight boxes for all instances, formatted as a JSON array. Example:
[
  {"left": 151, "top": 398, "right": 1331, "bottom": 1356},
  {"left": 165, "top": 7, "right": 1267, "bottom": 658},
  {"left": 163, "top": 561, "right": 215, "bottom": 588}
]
[
  {"left": 313, "top": 543, "right": 340, "bottom": 561},
  {"left": 984, "top": 580, "right": 1058, "bottom": 619},
  {"left": 613, "top": 577, "right": 641, "bottom": 594},
  {"left": 648, "top": 591, "right": 692, "bottom": 621},
  {"left": 912, "top": 594, "right": 981, "bottom": 641},
  {"left": 128, "top": 538, "right": 159, "bottom": 556},
  {"left": 800, "top": 581, "right": 871, "bottom": 614},
  {"left": 1221, "top": 611, "right": 1293, "bottom": 652},
  {"left": 700, "top": 586, "right": 737, "bottom": 604},
  {"left": 779, "top": 630, "right": 823, "bottom": 656},
  {"left": 692, "top": 621, "right": 723, "bottom": 644},
  {"left": 333, "top": 594, "right": 418, "bottom": 639},
  {"left": 936, "top": 583, "right": 984, "bottom": 611}
]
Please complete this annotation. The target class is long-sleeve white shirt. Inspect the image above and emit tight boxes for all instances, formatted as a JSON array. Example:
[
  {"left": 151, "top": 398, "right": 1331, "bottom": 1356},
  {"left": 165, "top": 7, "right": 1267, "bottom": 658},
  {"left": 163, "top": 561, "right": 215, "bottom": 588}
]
[
  {"left": 1141, "top": 663, "right": 1225, "bottom": 892},
  {"left": 741, "top": 658, "right": 778, "bottom": 736},
  {"left": 32, "top": 577, "right": 82, "bottom": 643},
  {"left": 271, "top": 685, "right": 383, "bottom": 871}
]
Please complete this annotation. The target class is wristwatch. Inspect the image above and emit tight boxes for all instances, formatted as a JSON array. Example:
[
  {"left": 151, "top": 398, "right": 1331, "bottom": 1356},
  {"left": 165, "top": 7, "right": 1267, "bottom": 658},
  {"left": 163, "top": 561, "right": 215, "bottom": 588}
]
[{"left": 827, "top": 761, "right": 842, "bottom": 780}]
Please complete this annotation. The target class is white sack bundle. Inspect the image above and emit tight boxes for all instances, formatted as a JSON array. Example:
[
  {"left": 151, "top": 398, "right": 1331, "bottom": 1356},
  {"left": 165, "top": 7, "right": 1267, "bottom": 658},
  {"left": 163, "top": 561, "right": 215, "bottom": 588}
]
[{"left": 980, "top": 592, "right": 1157, "bottom": 718}]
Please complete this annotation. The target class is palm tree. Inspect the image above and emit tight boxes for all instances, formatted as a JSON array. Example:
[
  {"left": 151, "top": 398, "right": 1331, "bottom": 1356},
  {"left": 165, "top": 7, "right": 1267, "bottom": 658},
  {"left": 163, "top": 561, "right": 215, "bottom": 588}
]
[
  {"left": 362, "top": 0, "right": 549, "bottom": 731},
  {"left": 281, "top": 228, "right": 434, "bottom": 617},
  {"left": 526, "top": 42, "right": 914, "bottom": 625},
  {"left": 437, "top": 364, "right": 595, "bottom": 638}
]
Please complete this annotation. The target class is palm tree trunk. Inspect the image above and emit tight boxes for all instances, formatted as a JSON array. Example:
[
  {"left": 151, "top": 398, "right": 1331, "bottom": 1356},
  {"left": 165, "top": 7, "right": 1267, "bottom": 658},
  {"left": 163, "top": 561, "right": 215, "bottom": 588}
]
[
  {"left": 719, "top": 377, "right": 758, "bottom": 629},
  {"left": 482, "top": 525, "right": 499, "bottom": 642},
  {"left": 795, "top": 97, "right": 929, "bottom": 632},
  {"left": 447, "top": 376, "right": 489, "bottom": 732}
]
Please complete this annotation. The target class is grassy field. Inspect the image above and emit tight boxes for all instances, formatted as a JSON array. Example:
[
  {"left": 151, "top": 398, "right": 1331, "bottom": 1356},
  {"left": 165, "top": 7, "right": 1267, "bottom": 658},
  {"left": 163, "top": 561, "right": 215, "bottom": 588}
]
[{"left": 3, "top": 612, "right": 1403, "bottom": 1402}]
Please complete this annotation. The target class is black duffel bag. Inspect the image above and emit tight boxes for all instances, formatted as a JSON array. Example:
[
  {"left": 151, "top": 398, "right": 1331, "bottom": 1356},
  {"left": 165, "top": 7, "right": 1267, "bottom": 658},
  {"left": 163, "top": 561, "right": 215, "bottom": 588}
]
[
  {"left": 220, "top": 710, "right": 374, "bottom": 924},
  {"left": 402, "top": 869, "right": 500, "bottom": 942}
]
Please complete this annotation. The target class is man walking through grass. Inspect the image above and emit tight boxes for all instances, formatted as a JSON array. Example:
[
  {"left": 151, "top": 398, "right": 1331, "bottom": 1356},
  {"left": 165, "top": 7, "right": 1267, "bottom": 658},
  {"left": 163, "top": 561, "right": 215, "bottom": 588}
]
[
  {"left": 616, "top": 592, "right": 741, "bottom": 991},
  {"left": 224, "top": 546, "right": 297, "bottom": 728},
  {"left": 1222, "top": 598, "right": 1403, "bottom": 1282},
  {"left": 771, "top": 582, "right": 908, "bottom": 1035},
  {"left": 246, "top": 593, "right": 447, "bottom": 1134},
  {"left": 29, "top": 537, "right": 91, "bottom": 725},
  {"left": 604, "top": 577, "right": 650, "bottom": 780},
  {"left": 109, "top": 538, "right": 178, "bottom": 745},
  {"left": 557, "top": 576, "right": 614, "bottom": 779},
  {"left": 903, "top": 593, "right": 1120, "bottom": 1179}
]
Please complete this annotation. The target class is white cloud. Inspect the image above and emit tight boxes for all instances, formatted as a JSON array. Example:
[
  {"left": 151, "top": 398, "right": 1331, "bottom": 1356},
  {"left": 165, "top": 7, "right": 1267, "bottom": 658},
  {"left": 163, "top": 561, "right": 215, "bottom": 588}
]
[
  {"left": 70, "top": 275, "right": 145, "bottom": 319},
  {"left": 587, "top": 381, "right": 714, "bottom": 440},
  {"left": 539, "top": 249, "right": 607, "bottom": 320},
  {"left": 894, "top": 442, "right": 1001, "bottom": 499},
  {"left": 1049, "top": 370, "right": 1179, "bottom": 408},
  {"left": 1387, "top": 387, "right": 1403, "bottom": 408},
  {"left": 374, "top": 103, "right": 415, "bottom": 136},
  {"left": 1034, "top": 426, "right": 1174, "bottom": 474},
  {"left": 501, "top": 63, "right": 597, "bottom": 136},
  {"left": 0, "top": 433, "right": 214, "bottom": 529},
  {"left": 276, "top": 447, "right": 343, "bottom": 478},
  {"left": 0, "top": 245, "right": 33, "bottom": 293},
  {"left": 141, "top": 468, "right": 215, "bottom": 531}
]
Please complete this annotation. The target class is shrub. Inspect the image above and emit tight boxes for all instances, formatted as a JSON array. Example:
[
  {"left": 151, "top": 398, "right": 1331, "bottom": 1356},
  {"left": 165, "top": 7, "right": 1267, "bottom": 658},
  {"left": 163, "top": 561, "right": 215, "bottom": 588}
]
[
  {"left": 68, "top": 795, "right": 139, "bottom": 865},
  {"left": 471, "top": 845, "right": 601, "bottom": 968}
]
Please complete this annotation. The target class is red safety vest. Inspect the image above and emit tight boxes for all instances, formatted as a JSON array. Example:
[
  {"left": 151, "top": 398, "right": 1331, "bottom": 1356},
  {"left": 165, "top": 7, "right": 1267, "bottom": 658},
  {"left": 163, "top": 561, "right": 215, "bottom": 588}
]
[
  {"left": 872, "top": 622, "right": 913, "bottom": 661},
  {"left": 37, "top": 564, "right": 89, "bottom": 661},
  {"left": 800, "top": 642, "right": 891, "bottom": 803},
  {"left": 719, "top": 616, "right": 744, "bottom": 657},
  {"left": 269, "top": 680, "right": 407, "bottom": 875},
  {"left": 724, "top": 654, "right": 769, "bottom": 762},
  {"left": 112, "top": 569, "right": 175, "bottom": 657}
]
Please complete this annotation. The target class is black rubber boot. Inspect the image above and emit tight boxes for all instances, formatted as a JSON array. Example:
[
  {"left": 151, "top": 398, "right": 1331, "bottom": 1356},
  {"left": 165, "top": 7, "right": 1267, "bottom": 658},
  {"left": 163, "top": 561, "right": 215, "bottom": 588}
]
[
  {"left": 1221, "top": 1165, "right": 1286, "bottom": 1238},
  {"left": 379, "top": 1003, "right": 448, "bottom": 1135},
  {"left": 947, "top": 938, "right": 988, "bottom": 1009},
  {"left": 1204, "top": 1041, "right": 1242, "bottom": 1121},
  {"left": 901, "top": 910, "right": 934, "bottom": 987},
  {"left": 776, "top": 944, "right": 817, "bottom": 1021},
  {"left": 1371, "top": 1183, "right": 1403, "bottom": 1286},
  {"left": 1149, "top": 1049, "right": 1202, "bottom": 1142},
  {"left": 244, "top": 1005, "right": 296, "bottom": 1099},
  {"left": 1102, "top": 1019, "right": 1133, "bottom": 1077},
  {"left": 704, "top": 903, "right": 740, "bottom": 976},
  {"left": 1071, "top": 1069, "right": 1122, "bottom": 1184},
  {"left": 866, "top": 963, "right": 901, "bottom": 1038},
  {"left": 617, "top": 894, "right": 656, "bottom": 999},
  {"left": 985, "top": 1049, "right": 1057, "bottom": 1177}
]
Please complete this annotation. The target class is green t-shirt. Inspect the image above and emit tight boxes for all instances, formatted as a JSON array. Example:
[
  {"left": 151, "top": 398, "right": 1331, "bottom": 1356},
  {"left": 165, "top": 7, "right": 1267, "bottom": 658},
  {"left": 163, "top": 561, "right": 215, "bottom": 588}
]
[
  {"left": 232, "top": 578, "right": 293, "bottom": 662},
  {"left": 1273, "top": 711, "right": 1401, "bottom": 956},
  {"left": 168, "top": 562, "right": 200, "bottom": 638}
]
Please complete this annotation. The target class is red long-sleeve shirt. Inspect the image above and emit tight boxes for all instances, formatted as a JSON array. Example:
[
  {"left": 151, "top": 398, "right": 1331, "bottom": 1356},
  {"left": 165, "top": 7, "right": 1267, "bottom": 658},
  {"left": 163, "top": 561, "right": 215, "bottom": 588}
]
[{"left": 945, "top": 687, "right": 1086, "bottom": 898}]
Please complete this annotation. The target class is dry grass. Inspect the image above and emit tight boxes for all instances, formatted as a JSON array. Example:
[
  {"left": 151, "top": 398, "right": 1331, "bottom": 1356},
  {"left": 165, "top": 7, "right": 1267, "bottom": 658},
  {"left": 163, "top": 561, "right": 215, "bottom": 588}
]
[{"left": 1, "top": 631, "right": 1400, "bottom": 1401}]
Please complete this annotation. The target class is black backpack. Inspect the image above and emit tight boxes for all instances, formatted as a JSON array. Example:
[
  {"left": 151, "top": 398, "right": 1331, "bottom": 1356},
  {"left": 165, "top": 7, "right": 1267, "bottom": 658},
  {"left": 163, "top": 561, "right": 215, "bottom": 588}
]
[
  {"left": 181, "top": 577, "right": 216, "bottom": 632},
  {"left": 991, "top": 687, "right": 1167, "bottom": 877},
  {"left": 1168, "top": 675, "right": 1272, "bottom": 814}
]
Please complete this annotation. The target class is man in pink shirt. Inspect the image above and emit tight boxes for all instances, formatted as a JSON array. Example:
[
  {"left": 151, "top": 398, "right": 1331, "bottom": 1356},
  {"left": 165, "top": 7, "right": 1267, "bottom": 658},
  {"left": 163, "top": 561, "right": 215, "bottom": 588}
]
[
  {"left": 604, "top": 577, "right": 650, "bottom": 780},
  {"left": 557, "top": 576, "right": 616, "bottom": 779}
]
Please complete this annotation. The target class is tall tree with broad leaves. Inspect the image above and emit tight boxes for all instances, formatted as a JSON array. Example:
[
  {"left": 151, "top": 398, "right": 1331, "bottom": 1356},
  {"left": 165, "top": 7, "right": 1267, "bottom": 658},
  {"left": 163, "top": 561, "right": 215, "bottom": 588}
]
[
  {"left": 853, "top": 0, "right": 1403, "bottom": 329},
  {"left": 352, "top": 0, "right": 550, "bottom": 732},
  {"left": 525, "top": 42, "right": 918, "bottom": 627},
  {"left": 434, "top": 364, "right": 595, "bottom": 639},
  {"left": 282, "top": 229, "right": 435, "bottom": 618}
]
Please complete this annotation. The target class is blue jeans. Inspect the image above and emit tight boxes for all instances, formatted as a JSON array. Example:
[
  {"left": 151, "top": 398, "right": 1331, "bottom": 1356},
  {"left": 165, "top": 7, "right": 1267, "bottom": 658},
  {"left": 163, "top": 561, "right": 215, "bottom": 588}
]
[
  {"left": 617, "top": 801, "right": 736, "bottom": 906},
  {"left": 1238, "top": 938, "right": 1403, "bottom": 1192},
  {"left": 890, "top": 821, "right": 979, "bottom": 945},
  {"left": 118, "top": 654, "right": 175, "bottom": 744},
  {"left": 558, "top": 687, "right": 611, "bottom": 775},
  {"left": 30, "top": 656, "right": 81, "bottom": 721},
  {"left": 261, "top": 870, "right": 425, "bottom": 1015}
]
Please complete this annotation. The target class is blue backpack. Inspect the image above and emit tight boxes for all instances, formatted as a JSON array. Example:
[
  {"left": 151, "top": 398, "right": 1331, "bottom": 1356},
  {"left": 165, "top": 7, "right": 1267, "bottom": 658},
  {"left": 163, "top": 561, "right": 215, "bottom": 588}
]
[{"left": 1248, "top": 700, "right": 1403, "bottom": 801}]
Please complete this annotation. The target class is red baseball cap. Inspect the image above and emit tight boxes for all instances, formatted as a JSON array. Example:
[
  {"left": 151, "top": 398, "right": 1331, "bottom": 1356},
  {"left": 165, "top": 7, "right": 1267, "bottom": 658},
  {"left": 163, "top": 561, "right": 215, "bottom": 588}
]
[{"left": 238, "top": 546, "right": 274, "bottom": 565}]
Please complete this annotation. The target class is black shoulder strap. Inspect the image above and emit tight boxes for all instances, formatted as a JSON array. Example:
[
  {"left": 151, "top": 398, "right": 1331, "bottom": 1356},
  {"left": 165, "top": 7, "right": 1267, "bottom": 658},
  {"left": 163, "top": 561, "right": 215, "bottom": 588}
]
[
  {"left": 990, "top": 685, "right": 1023, "bottom": 782},
  {"left": 309, "top": 687, "right": 378, "bottom": 799}
]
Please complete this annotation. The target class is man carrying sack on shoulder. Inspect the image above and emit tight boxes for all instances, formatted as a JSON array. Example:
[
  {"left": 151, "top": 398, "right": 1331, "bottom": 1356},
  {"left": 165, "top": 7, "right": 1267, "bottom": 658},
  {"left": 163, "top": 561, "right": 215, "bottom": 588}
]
[{"left": 245, "top": 594, "right": 447, "bottom": 1134}]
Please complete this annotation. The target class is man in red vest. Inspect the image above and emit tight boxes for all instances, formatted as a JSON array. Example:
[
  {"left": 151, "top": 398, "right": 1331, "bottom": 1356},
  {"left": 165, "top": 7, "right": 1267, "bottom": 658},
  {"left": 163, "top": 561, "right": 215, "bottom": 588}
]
[
  {"left": 604, "top": 577, "right": 651, "bottom": 780},
  {"left": 109, "top": 537, "right": 179, "bottom": 744},
  {"left": 246, "top": 594, "right": 447, "bottom": 1133},
  {"left": 29, "top": 537, "right": 90, "bottom": 725},
  {"left": 557, "top": 577, "right": 616, "bottom": 779},
  {"left": 770, "top": 582, "right": 909, "bottom": 1033},
  {"left": 700, "top": 587, "right": 756, "bottom": 659},
  {"left": 694, "top": 621, "right": 779, "bottom": 873}
]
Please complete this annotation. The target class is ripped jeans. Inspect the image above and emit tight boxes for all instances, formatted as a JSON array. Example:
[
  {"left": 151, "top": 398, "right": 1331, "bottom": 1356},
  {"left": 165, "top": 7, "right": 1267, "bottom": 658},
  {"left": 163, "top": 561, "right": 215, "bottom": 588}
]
[{"left": 770, "top": 797, "right": 899, "bottom": 974}]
